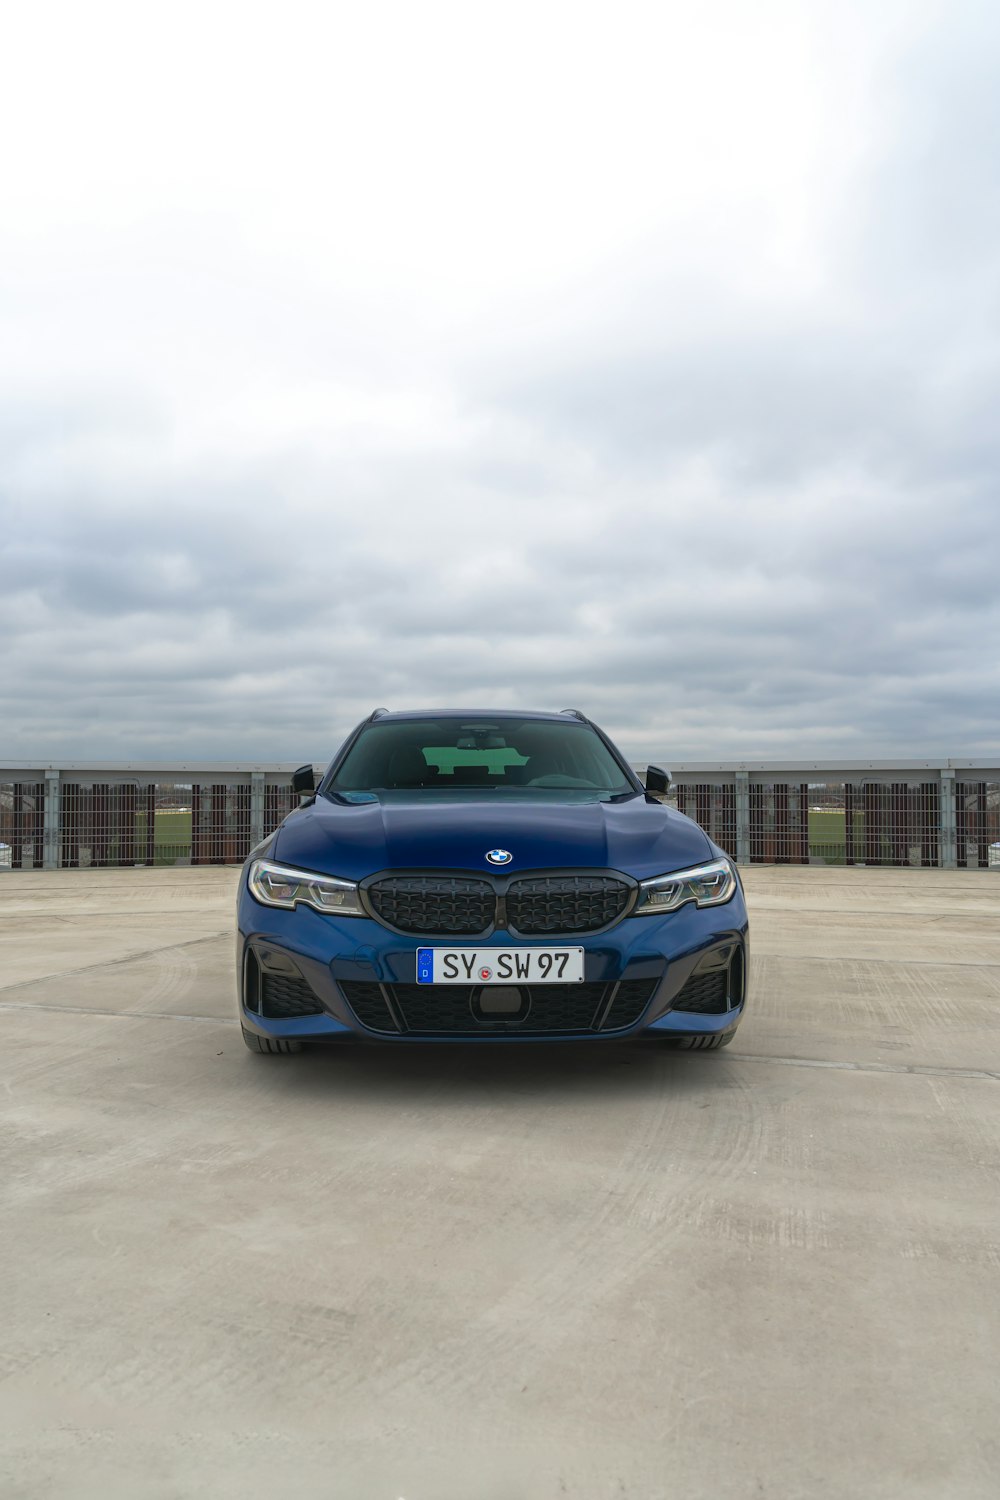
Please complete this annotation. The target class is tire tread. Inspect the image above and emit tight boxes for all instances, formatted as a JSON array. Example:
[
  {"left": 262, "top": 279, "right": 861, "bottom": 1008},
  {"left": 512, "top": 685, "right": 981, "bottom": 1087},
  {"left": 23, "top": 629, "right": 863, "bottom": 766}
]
[
  {"left": 241, "top": 1025, "right": 302, "bottom": 1055},
  {"left": 675, "top": 1030, "right": 737, "bottom": 1051}
]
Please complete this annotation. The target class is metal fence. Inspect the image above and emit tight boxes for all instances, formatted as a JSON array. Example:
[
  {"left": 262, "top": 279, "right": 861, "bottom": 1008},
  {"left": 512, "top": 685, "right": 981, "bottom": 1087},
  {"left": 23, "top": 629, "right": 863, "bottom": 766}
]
[
  {"left": 662, "top": 763, "right": 1000, "bottom": 869},
  {"left": 1, "top": 761, "right": 998, "bottom": 871},
  {"left": 0, "top": 764, "right": 305, "bottom": 870}
]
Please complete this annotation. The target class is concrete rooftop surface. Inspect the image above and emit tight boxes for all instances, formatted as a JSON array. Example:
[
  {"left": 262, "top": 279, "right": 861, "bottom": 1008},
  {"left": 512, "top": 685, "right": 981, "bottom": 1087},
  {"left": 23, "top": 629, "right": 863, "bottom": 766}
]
[{"left": 1, "top": 865, "right": 998, "bottom": 1500}]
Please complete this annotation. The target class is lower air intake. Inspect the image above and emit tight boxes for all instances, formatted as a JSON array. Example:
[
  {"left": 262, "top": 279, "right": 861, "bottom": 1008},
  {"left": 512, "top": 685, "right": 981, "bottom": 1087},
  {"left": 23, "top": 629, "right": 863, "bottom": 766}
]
[
  {"left": 338, "top": 979, "right": 658, "bottom": 1036},
  {"left": 670, "top": 970, "right": 729, "bottom": 1014},
  {"left": 260, "top": 972, "right": 325, "bottom": 1018},
  {"left": 338, "top": 980, "right": 399, "bottom": 1032},
  {"left": 602, "top": 978, "right": 659, "bottom": 1029}
]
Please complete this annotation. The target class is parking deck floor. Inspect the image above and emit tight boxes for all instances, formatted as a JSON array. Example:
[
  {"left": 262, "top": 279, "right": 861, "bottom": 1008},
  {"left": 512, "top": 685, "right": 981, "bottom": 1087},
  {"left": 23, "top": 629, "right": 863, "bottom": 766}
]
[{"left": 1, "top": 866, "right": 999, "bottom": 1499}]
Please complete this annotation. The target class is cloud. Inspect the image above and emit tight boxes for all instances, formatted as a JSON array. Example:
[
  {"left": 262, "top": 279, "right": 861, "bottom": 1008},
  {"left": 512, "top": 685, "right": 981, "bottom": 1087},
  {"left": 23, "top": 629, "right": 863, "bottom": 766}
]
[{"left": 1, "top": 1, "right": 998, "bottom": 763}]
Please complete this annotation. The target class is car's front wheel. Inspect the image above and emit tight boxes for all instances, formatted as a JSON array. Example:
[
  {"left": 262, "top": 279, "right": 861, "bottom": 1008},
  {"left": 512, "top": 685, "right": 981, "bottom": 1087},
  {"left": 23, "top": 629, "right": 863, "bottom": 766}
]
[
  {"left": 241, "top": 1025, "right": 302, "bottom": 1055},
  {"left": 673, "top": 1030, "right": 737, "bottom": 1051}
]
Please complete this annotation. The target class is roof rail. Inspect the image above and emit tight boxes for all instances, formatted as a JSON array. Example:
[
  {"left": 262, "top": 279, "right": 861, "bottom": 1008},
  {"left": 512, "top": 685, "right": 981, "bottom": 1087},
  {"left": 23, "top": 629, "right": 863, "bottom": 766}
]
[
  {"left": 370, "top": 707, "right": 390, "bottom": 720},
  {"left": 560, "top": 708, "right": 587, "bottom": 722}
]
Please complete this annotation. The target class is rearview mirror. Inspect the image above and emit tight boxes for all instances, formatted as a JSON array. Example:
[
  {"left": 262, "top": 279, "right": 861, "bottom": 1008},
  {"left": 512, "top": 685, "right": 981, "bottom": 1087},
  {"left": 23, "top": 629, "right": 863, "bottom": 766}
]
[
  {"left": 645, "top": 765, "right": 671, "bottom": 794},
  {"left": 292, "top": 764, "right": 316, "bottom": 796}
]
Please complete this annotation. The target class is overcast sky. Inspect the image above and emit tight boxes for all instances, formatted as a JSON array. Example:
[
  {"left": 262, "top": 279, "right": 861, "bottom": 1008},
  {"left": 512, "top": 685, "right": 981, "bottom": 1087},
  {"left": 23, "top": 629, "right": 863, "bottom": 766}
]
[{"left": 2, "top": 0, "right": 998, "bottom": 764}]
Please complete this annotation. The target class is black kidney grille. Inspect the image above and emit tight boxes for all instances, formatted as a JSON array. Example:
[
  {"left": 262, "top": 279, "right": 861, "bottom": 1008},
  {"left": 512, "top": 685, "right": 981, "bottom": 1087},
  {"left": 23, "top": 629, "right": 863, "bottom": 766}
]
[
  {"left": 602, "top": 978, "right": 658, "bottom": 1030},
  {"left": 506, "top": 875, "right": 632, "bottom": 934},
  {"left": 367, "top": 876, "right": 495, "bottom": 934},
  {"left": 260, "top": 972, "right": 324, "bottom": 1018},
  {"left": 671, "top": 970, "right": 728, "bottom": 1014}
]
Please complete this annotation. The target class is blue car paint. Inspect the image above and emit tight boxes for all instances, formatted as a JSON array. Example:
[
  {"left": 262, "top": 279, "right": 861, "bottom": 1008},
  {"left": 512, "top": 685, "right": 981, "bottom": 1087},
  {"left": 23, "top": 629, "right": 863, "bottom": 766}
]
[
  {"left": 238, "top": 711, "right": 749, "bottom": 1045},
  {"left": 269, "top": 790, "right": 716, "bottom": 885}
]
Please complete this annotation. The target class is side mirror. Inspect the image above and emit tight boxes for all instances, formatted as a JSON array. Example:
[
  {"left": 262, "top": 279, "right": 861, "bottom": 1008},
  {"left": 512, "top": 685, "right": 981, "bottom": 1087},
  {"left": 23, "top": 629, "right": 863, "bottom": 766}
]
[
  {"left": 645, "top": 765, "right": 671, "bottom": 794},
  {"left": 292, "top": 764, "right": 316, "bottom": 796}
]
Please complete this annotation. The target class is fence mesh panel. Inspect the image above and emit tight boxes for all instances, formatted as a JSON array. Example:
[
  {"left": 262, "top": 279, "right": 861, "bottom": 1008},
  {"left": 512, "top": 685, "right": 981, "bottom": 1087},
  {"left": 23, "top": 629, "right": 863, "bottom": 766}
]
[
  {"left": 55, "top": 780, "right": 299, "bottom": 867},
  {"left": 673, "top": 783, "right": 738, "bottom": 860},
  {"left": 0, "top": 779, "right": 45, "bottom": 868},
  {"left": 667, "top": 775, "right": 999, "bottom": 867},
  {"left": 956, "top": 780, "right": 1000, "bottom": 869},
  {"left": 844, "top": 782, "right": 942, "bottom": 867},
  {"left": 749, "top": 779, "right": 947, "bottom": 866},
  {"left": 748, "top": 782, "right": 811, "bottom": 864}
]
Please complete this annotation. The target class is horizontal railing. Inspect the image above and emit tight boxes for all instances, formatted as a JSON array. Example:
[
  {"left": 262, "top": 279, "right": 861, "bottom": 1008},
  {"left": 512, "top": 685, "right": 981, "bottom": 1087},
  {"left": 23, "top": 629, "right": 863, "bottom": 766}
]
[{"left": 1, "top": 760, "right": 998, "bottom": 871}]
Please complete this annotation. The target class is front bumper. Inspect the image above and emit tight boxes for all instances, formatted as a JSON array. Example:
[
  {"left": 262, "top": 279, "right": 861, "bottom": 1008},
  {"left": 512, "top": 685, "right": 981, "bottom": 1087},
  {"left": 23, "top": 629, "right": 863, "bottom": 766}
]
[{"left": 236, "top": 879, "right": 749, "bottom": 1043}]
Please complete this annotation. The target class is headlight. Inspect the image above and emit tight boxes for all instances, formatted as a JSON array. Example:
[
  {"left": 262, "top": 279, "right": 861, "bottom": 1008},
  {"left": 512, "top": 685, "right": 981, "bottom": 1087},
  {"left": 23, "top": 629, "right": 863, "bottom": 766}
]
[
  {"left": 247, "top": 858, "right": 365, "bottom": 916},
  {"left": 633, "top": 858, "right": 737, "bottom": 915}
]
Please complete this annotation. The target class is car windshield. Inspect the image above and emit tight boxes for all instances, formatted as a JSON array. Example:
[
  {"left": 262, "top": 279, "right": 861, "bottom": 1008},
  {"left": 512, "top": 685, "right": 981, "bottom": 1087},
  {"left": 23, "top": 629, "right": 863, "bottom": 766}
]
[{"left": 326, "top": 717, "right": 635, "bottom": 797}]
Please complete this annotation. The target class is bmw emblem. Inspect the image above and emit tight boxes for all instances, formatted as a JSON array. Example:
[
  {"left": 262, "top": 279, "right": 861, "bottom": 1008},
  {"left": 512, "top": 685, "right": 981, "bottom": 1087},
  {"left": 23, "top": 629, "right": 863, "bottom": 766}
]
[{"left": 486, "top": 848, "right": 513, "bottom": 866}]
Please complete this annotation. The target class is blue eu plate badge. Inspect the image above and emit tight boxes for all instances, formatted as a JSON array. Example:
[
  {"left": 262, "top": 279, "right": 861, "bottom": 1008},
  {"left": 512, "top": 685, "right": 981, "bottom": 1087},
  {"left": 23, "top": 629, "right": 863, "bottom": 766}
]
[{"left": 417, "top": 948, "right": 434, "bottom": 983}]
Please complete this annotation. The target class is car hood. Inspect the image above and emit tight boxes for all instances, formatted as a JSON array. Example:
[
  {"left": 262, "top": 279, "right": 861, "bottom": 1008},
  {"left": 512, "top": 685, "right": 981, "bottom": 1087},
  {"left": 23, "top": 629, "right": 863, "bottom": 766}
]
[{"left": 271, "top": 791, "right": 715, "bottom": 882}]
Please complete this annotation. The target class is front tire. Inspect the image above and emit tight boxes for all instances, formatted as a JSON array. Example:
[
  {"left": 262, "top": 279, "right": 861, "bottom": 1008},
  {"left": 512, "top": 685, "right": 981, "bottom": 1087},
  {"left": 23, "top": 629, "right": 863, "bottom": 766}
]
[
  {"left": 675, "top": 1030, "right": 737, "bottom": 1051},
  {"left": 241, "top": 1025, "right": 303, "bottom": 1055}
]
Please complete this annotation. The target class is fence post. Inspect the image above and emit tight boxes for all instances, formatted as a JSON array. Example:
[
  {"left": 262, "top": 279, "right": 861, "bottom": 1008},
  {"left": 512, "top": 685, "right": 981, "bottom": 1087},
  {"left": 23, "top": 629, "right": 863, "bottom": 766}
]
[
  {"left": 939, "top": 768, "right": 957, "bottom": 870},
  {"left": 42, "top": 769, "right": 60, "bottom": 870},
  {"left": 735, "top": 772, "right": 750, "bottom": 865},
  {"left": 250, "top": 772, "right": 265, "bottom": 850}
]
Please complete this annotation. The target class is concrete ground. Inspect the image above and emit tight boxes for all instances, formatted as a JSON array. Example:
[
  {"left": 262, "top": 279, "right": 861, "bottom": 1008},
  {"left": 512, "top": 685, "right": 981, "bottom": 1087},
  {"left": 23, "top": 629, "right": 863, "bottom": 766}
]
[{"left": 1, "top": 866, "right": 998, "bottom": 1500}]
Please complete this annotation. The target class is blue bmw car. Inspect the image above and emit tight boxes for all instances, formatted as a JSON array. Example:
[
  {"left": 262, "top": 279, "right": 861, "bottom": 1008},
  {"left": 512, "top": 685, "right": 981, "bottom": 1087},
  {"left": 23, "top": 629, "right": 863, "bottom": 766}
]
[{"left": 237, "top": 709, "right": 748, "bottom": 1054}]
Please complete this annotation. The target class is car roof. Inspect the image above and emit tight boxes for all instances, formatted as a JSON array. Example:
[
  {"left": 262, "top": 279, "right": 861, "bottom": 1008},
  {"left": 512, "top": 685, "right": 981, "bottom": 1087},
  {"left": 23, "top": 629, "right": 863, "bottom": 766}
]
[{"left": 369, "top": 708, "right": 587, "bottom": 724}]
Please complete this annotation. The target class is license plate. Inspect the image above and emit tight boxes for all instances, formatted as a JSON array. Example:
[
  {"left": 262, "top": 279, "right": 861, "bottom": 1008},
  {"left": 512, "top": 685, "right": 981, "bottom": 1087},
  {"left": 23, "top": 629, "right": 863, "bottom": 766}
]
[{"left": 416, "top": 947, "right": 584, "bottom": 985}]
